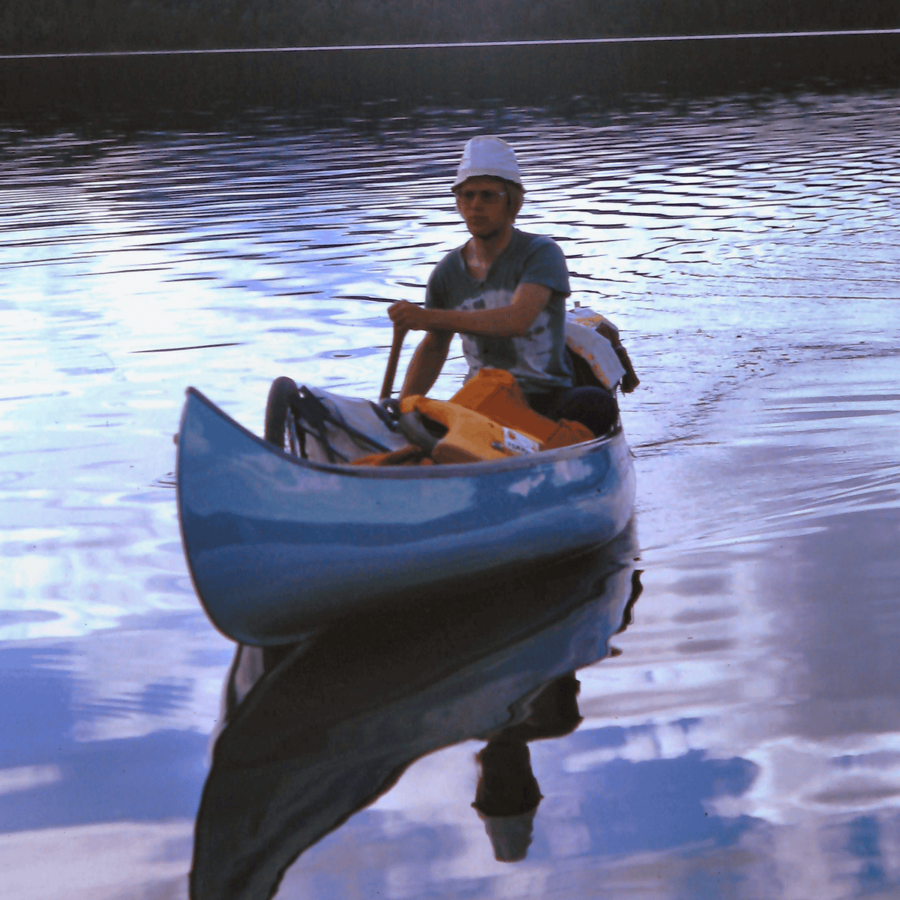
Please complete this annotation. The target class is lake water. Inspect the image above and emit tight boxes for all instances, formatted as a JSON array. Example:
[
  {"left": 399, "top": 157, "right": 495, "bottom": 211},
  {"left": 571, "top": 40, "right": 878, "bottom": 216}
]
[{"left": 2, "top": 51, "right": 900, "bottom": 899}]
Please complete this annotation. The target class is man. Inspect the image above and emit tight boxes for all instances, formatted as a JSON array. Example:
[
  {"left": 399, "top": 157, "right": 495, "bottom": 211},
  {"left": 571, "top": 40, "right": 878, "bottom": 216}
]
[{"left": 388, "top": 136, "right": 617, "bottom": 435}]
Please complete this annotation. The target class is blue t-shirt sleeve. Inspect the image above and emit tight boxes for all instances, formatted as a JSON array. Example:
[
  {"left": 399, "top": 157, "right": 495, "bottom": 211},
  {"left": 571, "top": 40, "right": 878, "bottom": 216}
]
[
  {"left": 521, "top": 237, "right": 570, "bottom": 297},
  {"left": 424, "top": 250, "right": 457, "bottom": 310},
  {"left": 424, "top": 267, "right": 441, "bottom": 310}
]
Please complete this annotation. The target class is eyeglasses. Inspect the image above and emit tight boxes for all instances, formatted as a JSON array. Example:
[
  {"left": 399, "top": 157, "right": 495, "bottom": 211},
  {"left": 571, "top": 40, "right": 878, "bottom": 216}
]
[{"left": 456, "top": 188, "right": 507, "bottom": 205}]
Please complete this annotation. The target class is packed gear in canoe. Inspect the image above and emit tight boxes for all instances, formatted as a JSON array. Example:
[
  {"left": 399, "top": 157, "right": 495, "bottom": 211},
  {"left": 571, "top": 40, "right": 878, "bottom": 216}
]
[{"left": 353, "top": 368, "right": 593, "bottom": 466}]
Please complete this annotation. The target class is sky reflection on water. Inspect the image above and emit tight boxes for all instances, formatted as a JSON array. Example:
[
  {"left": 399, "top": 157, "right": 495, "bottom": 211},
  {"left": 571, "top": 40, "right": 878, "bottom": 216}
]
[{"left": 1, "top": 88, "right": 899, "bottom": 898}]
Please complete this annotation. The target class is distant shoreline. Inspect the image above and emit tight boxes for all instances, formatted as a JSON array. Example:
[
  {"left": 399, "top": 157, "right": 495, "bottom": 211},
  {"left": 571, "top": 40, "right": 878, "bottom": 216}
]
[
  {"left": 4, "top": 29, "right": 898, "bottom": 122},
  {"left": 3, "top": 29, "right": 900, "bottom": 61},
  {"left": 3, "top": 0, "right": 898, "bottom": 56}
]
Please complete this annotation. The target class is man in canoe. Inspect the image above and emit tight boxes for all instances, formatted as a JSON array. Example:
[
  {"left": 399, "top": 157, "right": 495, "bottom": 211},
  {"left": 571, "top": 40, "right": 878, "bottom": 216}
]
[{"left": 388, "top": 135, "right": 618, "bottom": 435}]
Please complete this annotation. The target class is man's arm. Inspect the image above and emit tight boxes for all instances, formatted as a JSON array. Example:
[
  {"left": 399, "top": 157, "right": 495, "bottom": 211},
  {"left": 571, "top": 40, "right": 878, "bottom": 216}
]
[
  {"left": 399, "top": 330, "right": 454, "bottom": 399},
  {"left": 388, "top": 282, "right": 553, "bottom": 339}
]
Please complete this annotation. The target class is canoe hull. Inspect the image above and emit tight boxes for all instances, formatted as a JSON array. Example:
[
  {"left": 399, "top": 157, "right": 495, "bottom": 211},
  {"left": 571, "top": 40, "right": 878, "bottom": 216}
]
[{"left": 177, "top": 388, "right": 636, "bottom": 645}]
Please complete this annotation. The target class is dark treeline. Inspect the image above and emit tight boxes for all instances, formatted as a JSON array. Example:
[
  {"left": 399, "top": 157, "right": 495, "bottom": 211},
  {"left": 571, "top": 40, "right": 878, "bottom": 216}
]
[{"left": 3, "top": 0, "right": 899, "bottom": 54}]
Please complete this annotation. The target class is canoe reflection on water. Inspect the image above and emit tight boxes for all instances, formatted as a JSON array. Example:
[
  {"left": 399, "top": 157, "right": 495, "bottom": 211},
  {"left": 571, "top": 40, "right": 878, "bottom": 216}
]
[{"left": 191, "top": 524, "right": 642, "bottom": 900}]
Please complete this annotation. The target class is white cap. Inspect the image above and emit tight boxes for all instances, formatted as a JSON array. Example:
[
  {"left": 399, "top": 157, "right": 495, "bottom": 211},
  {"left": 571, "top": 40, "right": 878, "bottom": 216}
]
[{"left": 452, "top": 136, "right": 523, "bottom": 190}]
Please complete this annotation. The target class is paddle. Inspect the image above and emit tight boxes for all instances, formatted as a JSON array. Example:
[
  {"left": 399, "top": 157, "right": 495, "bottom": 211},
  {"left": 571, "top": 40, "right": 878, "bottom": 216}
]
[{"left": 380, "top": 324, "right": 408, "bottom": 400}]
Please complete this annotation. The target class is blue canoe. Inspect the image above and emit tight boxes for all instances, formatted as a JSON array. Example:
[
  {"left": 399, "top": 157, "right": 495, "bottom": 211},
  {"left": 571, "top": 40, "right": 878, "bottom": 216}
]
[{"left": 177, "top": 387, "right": 636, "bottom": 646}]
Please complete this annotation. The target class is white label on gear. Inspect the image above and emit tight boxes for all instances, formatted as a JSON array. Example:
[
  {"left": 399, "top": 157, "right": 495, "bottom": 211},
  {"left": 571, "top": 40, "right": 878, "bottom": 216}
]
[{"left": 502, "top": 427, "right": 541, "bottom": 456}]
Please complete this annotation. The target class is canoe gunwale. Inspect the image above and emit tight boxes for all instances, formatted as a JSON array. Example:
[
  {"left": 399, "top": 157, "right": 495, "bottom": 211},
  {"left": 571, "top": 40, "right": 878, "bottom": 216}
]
[{"left": 183, "top": 385, "right": 628, "bottom": 478}]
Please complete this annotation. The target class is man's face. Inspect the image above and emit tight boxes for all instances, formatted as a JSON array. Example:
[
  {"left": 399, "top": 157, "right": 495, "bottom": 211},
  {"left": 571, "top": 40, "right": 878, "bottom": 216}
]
[{"left": 455, "top": 177, "right": 515, "bottom": 240}]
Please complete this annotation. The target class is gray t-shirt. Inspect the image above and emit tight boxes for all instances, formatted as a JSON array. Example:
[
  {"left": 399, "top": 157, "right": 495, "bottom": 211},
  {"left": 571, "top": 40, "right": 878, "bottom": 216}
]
[{"left": 425, "top": 228, "right": 573, "bottom": 395}]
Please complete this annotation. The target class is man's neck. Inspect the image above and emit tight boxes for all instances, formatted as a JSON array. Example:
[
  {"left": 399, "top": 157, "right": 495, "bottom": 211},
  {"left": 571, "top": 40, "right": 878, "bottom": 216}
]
[{"left": 467, "top": 224, "right": 514, "bottom": 270}]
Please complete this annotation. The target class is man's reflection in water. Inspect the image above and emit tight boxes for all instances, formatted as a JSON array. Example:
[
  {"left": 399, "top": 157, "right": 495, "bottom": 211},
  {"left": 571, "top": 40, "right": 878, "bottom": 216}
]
[
  {"left": 474, "top": 674, "right": 581, "bottom": 861},
  {"left": 474, "top": 570, "right": 640, "bottom": 863}
]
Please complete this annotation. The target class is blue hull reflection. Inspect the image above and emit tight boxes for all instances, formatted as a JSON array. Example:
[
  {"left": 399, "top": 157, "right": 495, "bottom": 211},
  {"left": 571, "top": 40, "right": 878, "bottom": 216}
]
[{"left": 192, "top": 530, "right": 642, "bottom": 898}]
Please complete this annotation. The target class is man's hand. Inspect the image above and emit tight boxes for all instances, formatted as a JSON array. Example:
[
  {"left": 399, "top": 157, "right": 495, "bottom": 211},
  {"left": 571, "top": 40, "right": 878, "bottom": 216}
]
[
  {"left": 389, "top": 301, "right": 433, "bottom": 332},
  {"left": 389, "top": 283, "right": 552, "bottom": 339}
]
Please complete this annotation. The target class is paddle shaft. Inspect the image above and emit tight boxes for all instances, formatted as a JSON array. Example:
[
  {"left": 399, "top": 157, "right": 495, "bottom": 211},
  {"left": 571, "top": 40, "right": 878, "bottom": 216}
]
[{"left": 380, "top": 325, "right": 408, "bottom": 400}]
